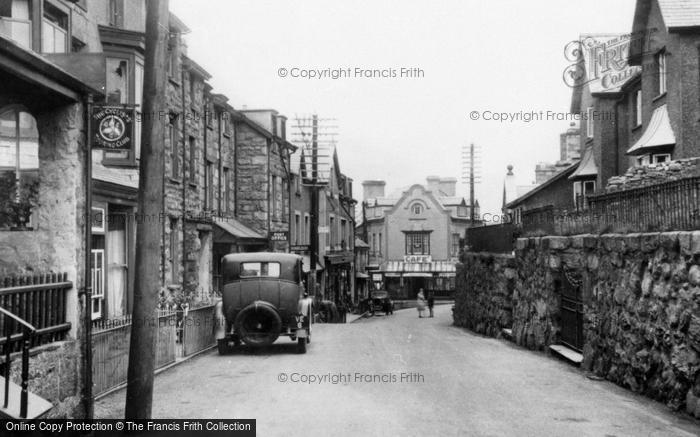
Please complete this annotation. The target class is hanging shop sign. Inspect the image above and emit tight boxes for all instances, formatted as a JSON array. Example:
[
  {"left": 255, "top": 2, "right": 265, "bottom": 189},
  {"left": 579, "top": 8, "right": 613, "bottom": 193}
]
[
  {"left": 92, "top": 106, "right": 135, "bottom": 150},
  {"left": 271, "top": 232, "right": 288, "bottom": 242}
]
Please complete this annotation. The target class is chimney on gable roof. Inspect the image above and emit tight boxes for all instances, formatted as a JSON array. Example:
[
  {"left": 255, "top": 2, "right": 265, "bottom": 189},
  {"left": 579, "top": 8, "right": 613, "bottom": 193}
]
[
  {"left": 438, "top": 177, "right": 457, "bottom": 196},
  {"left": 362, "top": 180, "right": 386, "bottom": 200}
]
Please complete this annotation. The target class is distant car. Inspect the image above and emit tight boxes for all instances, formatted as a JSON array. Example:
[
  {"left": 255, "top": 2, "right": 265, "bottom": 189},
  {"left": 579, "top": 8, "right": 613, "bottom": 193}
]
[
  {"left": 368, "top": 290, "right": 393, "bottom": 316},
  {"left": 215, "top": 252, "right": 311, "bottom": 354}
]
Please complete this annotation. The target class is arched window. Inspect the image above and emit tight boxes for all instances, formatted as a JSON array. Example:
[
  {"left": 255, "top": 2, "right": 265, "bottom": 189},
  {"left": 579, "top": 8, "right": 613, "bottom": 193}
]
[
  {"left": 0, "top": 106, "right": 39, "bottom": 228},
  {"left": 411, "top": 203, "right": 423, "bottom": 215}
]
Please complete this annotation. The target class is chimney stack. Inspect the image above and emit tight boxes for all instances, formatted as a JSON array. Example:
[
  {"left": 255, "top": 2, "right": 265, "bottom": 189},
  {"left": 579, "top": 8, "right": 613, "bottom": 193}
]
[
  {"left": 362, "top": 180, "right": 386, "bottom": 200},
  {"left": 426, "top": 176, "right": 441, "bottom": 193},
  {"left": 438, "top": 177, "right": 457, "bottom": 196}
]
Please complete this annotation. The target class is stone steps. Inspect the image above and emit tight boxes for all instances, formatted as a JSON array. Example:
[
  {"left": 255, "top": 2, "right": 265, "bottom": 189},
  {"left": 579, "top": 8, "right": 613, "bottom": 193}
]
[
  {"left": 0, "top": 376, "right": 53, "bottom": 419},
  {"left": 549, "top": 344, "right": 583, "bottom": 366}
]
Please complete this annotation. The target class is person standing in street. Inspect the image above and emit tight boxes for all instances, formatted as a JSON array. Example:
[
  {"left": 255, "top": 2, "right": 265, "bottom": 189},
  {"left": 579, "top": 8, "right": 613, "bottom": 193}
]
[
  {"left": 427, "top": 291, "right": 435, "bottom": 318},
  {"left": 416, "top": 289, "right": 427, "bottom": 318}
]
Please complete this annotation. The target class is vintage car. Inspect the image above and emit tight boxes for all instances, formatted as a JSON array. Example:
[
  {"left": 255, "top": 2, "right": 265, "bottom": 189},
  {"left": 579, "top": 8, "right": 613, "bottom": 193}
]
[
  {"left": 368, "top": 290, "right": 393, "bottom": 316},
  {"left": 215, "top": 252, "right": 312, "bottom": 354}
]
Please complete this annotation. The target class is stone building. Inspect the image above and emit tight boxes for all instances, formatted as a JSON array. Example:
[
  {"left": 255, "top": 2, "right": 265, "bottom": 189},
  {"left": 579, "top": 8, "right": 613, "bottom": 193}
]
[
  {"left": 359, "top": 177, "right": 477, "bottom": 300},
  {"left": 289, "top": 147, "right": 357, "bottom": 304},
  {"left": 235, "top": 109, "right": 295, "bottom": 253}
]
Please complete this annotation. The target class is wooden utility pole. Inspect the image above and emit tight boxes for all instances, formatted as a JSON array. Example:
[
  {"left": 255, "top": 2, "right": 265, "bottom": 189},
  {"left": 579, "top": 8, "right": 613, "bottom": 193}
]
[
  {"left": 125, "top": 0, "right": 169, "bottom": 420},
  {"left": 309, "top": 115, "right": 319, "bottom": 300}
]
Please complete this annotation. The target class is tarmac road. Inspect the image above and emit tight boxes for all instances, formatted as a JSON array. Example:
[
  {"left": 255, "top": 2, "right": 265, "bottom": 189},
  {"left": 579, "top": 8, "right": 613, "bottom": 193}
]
[{"left": 96, "top": 304, "right": 700, "bottom": 436}]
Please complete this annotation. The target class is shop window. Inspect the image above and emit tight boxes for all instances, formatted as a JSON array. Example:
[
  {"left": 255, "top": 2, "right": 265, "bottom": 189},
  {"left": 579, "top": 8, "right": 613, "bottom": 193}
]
[
  {"left": 405, "top": 232, "right": 430, "bottom": 255},
  {"left": 304, "top": 214, "right": 310, "bottom": 244},
  {"left": 0, "top": 107, "right": 39, "bottom": 229},
  {"left": 294, "top": 212, "right": 301, "bottom": 245},
  {"left": 0, "top": 0, "right": 32, "bottom": 48},
  {"left": 42, "top": 2, "right": 68, "bottom": 53}
]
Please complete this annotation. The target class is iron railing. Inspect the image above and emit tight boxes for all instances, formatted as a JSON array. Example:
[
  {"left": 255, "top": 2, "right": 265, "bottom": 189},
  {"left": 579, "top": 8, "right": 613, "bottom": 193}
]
[
  {"left": 520, "top": 177, "right": 700, "bottom": 236},
  {"left": 0, "top": 273, "right": 72, "bottom": 352},
  {"left": 1, "top": 306, "right": 36, "bottom": 419}
]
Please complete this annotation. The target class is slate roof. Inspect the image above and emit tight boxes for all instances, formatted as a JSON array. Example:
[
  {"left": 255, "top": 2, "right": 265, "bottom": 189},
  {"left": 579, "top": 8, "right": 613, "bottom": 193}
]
[{"left": 658, "top": 0, "right": 700, "bottom": 28}]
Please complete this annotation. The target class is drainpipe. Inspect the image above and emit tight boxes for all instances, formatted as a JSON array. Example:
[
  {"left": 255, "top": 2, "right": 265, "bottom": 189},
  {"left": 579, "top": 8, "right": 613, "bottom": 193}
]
[
  {"left": 181, "top": 66, "right": 187, "bottom": 291},
  {"left": 82, "top": 93, "right": 94, "bottom": 418}
]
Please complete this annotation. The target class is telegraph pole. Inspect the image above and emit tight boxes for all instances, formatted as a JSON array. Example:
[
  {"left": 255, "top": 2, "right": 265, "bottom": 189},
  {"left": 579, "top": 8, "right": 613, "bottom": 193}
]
[
  {"left": 309, "top": 115, "right": 319, "bottom": 300},
  {"left": 125, "top": 0, "right": 169, "bottom": 420},
  {"left": 461, "top": 143, "right": 481, "bottom": 223}
]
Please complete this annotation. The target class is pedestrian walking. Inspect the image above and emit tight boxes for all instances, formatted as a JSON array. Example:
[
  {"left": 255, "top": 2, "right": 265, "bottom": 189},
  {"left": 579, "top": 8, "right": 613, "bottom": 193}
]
[
  {"left": 427, "top": 291, "right": 435, "bottom": 318},
  {"left": 416, "top": 289, "right": 427, "bottom": 318}
]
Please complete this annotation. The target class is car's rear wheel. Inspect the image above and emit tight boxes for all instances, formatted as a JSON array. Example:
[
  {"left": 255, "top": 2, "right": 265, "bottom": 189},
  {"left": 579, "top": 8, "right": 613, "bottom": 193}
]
[
  {"left": 297, "top": 337, "right": 307, "bottom": 354},
  {"left": 235, "top": 302, "right": 282, "bottom": 347}
]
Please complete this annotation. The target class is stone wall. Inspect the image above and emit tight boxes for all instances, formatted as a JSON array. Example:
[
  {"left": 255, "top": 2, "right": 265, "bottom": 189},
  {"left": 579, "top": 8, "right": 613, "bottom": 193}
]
[
  {"left": 453, "top": 253, "right": 515, "bottom": 337},
  {"left": 8, "top": 341, "right": 83, "bottom": 418},
  {"left": 454, "top": 231, "right": 700, "bottom": 415},
  {"left": 605, "top": 158, "right": 700, "bottom": 192}
]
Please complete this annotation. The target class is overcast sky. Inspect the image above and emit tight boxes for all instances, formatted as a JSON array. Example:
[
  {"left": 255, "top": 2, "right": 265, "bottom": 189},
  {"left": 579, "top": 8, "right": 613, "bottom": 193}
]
[{"left": 170, "top": 0, "right": 636, "bottom": 218}]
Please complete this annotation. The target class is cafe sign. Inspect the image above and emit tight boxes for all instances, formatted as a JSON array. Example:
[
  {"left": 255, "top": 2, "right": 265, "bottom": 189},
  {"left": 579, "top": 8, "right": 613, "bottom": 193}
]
[
  {"left": 92, "top": 106, "right": 135, "bottom": 150},
  {"left": 403, "top": 255, "right": 432, "bottom": 263}
]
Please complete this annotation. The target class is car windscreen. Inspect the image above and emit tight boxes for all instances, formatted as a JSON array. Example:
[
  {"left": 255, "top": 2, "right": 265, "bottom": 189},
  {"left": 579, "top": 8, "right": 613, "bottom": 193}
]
[{"left": 240, "top": 262, "right": 281, "bottom": 278}]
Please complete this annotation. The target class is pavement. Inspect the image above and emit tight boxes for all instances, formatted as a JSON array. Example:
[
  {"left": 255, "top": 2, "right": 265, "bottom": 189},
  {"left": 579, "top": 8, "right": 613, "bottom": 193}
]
[{"left": 95, "top": 305, "right": 700, "bottom": 436}]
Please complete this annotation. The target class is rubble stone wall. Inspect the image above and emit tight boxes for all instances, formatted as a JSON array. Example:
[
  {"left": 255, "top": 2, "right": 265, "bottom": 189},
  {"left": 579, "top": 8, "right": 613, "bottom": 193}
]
[
  {"left": 455, "top": 231, "right": 700, "bottom": 414},
  {"left": 453, "top": 253, "right": 515, "bottom": 337},
  {"left": 605, "top": 158, "right": 700, "bottom": 192}
]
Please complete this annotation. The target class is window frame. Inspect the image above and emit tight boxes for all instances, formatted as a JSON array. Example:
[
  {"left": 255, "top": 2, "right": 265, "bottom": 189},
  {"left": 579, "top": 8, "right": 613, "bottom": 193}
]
[
  {"left": 586, "top": 106, "right": 594, "bottom": 139},
  {"left": 188, "top": 135, "right": 197, "bottom": 185},
  {"left": 404, "top": 231, "right": 431, "bottom": 255},
  {"left": 41, "top": 1, "right": 69, "bottom": 54},
  {"left": 634, "top": 89, "right": 642, "bottom": 127},
  {"left": 0, "top": 106, "right": 39, "bottom": 230},
  {"left": 102, "top": 51, "right": 143, "bottom": 167},
  {"left": 657, "top": 49, "right": 667, "bottom": 96}
]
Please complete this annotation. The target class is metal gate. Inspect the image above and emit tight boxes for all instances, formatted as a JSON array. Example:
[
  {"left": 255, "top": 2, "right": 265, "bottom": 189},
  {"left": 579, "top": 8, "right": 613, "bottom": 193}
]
[{"left": 559, "top": 266, "right": 584, "bottom": 351}]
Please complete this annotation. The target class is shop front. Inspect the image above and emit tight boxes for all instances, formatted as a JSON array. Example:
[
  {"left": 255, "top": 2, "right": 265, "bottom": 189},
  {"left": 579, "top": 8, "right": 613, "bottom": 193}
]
[{"left": 379, "top": 258, "right": 456, "bottom": 299}]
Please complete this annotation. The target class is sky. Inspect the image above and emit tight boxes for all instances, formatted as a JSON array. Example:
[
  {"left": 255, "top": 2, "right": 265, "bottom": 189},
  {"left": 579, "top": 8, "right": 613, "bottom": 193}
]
[{"left": 169, "top": 0, "right": 636, "bottom": 218}]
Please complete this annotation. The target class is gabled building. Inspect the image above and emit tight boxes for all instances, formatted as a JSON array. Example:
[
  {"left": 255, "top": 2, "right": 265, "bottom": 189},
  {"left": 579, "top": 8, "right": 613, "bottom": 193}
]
[
  {"left": 627, "top": 0, "right": 700, "bottom": 163},
  {"left": 289, "top": 145, "right": 356, "bottom": 304},
  {"left": 360, "top": 177, "right": 478, "bottom": 300}
]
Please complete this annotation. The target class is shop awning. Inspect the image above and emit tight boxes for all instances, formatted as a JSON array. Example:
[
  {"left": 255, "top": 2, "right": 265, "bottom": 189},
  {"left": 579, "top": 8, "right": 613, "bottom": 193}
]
[
  {"left": 380, "top": 261, "right": 456, "bottom": 274},
  {"left": 627, "top": 105, "right": 676, "bottom": 155},
  {"left": 568, "top": 145, "right": 598, "bottom": 181},
  {"left": 213, "top": 219, "right": 266, "bottom": 244}
]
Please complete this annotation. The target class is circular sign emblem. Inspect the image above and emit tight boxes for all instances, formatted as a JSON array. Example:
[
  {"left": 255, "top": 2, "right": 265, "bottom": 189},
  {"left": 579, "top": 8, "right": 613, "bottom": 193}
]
[{"left": 98, "top": 114, "right": 126, "bottom": 142}]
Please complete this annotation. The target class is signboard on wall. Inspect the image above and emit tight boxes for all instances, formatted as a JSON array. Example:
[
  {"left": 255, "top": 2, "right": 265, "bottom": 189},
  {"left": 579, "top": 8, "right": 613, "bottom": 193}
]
[
  {"left": 92, "top": 106, "right": 135, "bottom": 150},
  {"left": 271, "top": 232, "right": 288, "bottom": 242},
  {"left": 403, "top": 255, "right": 432, "bottom": 263}
]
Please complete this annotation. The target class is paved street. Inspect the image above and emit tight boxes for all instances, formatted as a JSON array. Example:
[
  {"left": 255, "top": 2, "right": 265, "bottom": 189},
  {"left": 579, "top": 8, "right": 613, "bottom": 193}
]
[{"left": 96, "top": 305, "right": 700, "bottom": 436}]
